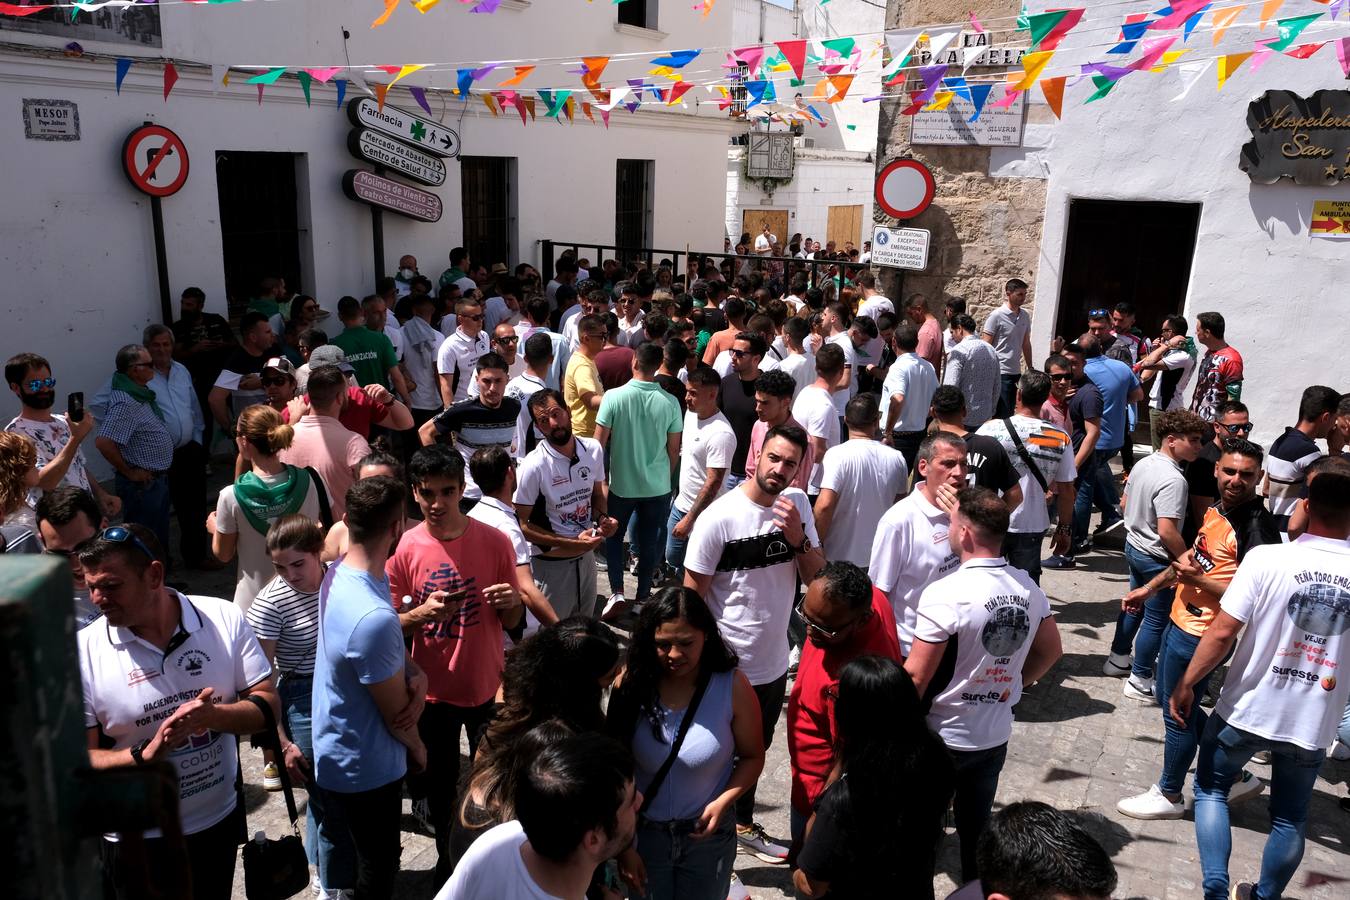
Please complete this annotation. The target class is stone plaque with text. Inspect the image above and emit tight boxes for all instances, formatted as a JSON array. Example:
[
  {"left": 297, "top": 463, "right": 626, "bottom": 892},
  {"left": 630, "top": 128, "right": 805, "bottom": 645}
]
[{"left": 1240, "top": 90, "right": 1350, "bottom": 186}]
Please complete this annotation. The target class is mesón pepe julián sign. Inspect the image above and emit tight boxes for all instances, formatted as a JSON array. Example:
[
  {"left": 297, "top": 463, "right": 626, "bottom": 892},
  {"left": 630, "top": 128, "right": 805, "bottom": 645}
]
[{"left": 1240, "top": 90, "right": 1350, "bottom": 187}]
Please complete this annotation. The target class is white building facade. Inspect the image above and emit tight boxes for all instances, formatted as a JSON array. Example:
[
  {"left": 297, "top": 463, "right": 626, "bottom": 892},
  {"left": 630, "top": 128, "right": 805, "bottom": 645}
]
[{"left": 0, "top": 0, "right": 734, "bottom": 434}]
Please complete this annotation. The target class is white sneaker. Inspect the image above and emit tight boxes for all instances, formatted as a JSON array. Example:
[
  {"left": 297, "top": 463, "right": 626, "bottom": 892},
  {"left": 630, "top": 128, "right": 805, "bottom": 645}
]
[
  {"left": 1229, "top": 769, "right": 1263, "bottom": 805},
  {"left": 1123, "top": 674, "right": 1155, "bottom": 702},
  {"left": 1103, "top": 652, "right": 1132, "bottom": 677},
  {"left": 736, "top": 822, "right": 789, "bottom": 863},
  {"left": 787, "top": 644, "right": 801, "bottom": 675},
  {"left": 726, "top": 872, "right": 751, "bottom": 900},
  {"left": 1117, "top": 784, "right": 1184, "bottom": 820},
  {"left": 600, "top": 593, "right": 628, "bottom": 621},
  {"left": 1329, "top": 741, "right": 1350, "bottom": 761}
]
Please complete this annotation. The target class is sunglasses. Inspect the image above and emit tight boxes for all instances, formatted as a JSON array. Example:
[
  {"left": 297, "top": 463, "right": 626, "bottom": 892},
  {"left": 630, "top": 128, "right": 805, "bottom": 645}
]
[
  {"left": 25, "top": 377, "right": 56, "bottom": 392},
  {"left": 98, "top": 525, "right": 158, "bottom": 562},
  {"left": 793, "top": 600, "right": 870, "bottom": 640},
  {"left": 262, "top": 376, "right": 291, "bottom": 387},
  {"left": 460, "top": 313, "right": 483, "bottom": 322},
  {"left": 1049, "top": 373, "right": 1073, "bottom": 382},
  {"left": 1088, "top": 308, "right": 1109, "bottom": 317},
  {"left": 1220, "top": 422, "right": 1254, "bottom": 434},
  {"left": 495, "top": 336, "right": 519, "bottom": 345}
]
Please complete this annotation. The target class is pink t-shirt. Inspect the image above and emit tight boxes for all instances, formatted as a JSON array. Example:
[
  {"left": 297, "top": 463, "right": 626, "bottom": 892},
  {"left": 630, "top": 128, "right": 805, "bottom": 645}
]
[
  {"left": 386, "top": 520, "right": 517, "bottom": 707},
  {"left": 916, "top": 317, "right": 942, "bottom": 371},
  {"left": 744, "top": 416, "right": 814, "bottom": 491},
  {"left": 278, "top": 415, "right": 370, "bottom": 518}
]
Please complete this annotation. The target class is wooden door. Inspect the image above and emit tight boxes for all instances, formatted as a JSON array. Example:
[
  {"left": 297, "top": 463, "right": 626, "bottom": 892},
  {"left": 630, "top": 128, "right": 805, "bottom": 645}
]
[
  {"left": 741, "top": 209, "right": 789, "bottom": 249},
  {"left": 826, "top": 204, "right": 863, "bottom": 249}
]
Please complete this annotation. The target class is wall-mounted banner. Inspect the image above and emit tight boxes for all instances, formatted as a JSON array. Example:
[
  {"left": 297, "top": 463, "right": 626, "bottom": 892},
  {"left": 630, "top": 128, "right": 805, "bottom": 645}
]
[
  {"left": 347, "top": 96, "right": 460, "bottom": 158},
  {"left": 342, "top": 169, "right": 443, "bottom": 222},
  {"left": 23, "top": 99, "right": 79, "bottom": 141},
  {"left": 1241, "top": 91, "right": 1350, "bottom": 187},
  {"left": 347, "top": 128, "right": 448, "bottom": 186},
  {"left": 1311, "top": 200, "right": 1350, "bottom": 239}
]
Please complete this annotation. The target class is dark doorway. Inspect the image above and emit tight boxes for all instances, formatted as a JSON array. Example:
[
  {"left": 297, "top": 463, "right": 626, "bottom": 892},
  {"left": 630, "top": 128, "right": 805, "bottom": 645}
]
[
  {"left": 460, "top": 156, "right": 513, "bottom": 269},
  {"left": 617, "top": 0, "right": 655, "bottom": 29},
  {"left": 215, "top": 151, "right": 305, "bottom": 318},
  {"left": 1054, "top": 200, "right": 1201, "bottom": 340},
  {"left": 615, "top": 159, "right": 654, "bottom": 261}
]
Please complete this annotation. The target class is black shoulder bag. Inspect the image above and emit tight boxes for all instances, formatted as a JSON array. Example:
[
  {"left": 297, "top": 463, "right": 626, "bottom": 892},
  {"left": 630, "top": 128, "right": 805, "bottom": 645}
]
[
  {"left": 304, "top": 466, "right": 334, "bottom": 530},
  {"left": 240, "top": 695, "right": 310, "bottom": 900},
  {"left": 639, "top": 671, "right": 711, "bottom": 817},
  {"left": 1002, "top": 418, "right": 1048, "bottom": 494}
]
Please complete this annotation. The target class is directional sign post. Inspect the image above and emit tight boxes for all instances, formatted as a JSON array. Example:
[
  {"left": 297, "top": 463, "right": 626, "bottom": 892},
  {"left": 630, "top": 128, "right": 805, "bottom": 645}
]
[
  {"left": 347, "top": 97, "right": 460, "bottom": 158},
  {"left": 343, "top": 170, "right": 443, "bottom": 223},
  {"left": 347, "top": 128, "right": 447, "bottom": 186},
  {"left": 121, "top": 122, "right": 190, "bottom": 323}
]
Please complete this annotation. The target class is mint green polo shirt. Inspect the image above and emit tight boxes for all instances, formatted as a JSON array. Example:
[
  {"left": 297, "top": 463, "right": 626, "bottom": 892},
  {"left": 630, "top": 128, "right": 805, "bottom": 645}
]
[{"left": 596, "top": 379, "right": 683, "bottom": 498}]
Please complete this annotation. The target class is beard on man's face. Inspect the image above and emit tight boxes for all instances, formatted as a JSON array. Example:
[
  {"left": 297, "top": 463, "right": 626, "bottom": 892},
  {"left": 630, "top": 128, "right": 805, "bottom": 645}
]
[{"left": 21, "top": 389, "right": 55, "bottom": 410}]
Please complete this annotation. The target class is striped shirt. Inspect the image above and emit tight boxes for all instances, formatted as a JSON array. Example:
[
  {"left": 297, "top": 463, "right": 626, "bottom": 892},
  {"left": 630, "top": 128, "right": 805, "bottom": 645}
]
[
  {"left": 246, "top": 572, "right": 322, "bottom": 675},
  {"left": 1265, "top": 427, "right": 1323, "bottom": 527},
  {"left": 431, "top": 396, "right": 522, "bottom": 500}
]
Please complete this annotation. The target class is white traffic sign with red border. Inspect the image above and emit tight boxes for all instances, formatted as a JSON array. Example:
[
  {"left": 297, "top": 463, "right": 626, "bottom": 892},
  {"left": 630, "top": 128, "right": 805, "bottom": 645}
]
[
  {"left": 122, "top": 124, "right": 189, "bottom": 197},
  {"left": 874, "top": 158, "right": 935, "bottom": 220}
]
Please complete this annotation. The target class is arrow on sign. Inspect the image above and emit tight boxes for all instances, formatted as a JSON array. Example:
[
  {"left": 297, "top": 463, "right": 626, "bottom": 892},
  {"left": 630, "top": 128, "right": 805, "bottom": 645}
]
[{"left": 1312, "top": 217, "right": 1350, "bottom": 232}]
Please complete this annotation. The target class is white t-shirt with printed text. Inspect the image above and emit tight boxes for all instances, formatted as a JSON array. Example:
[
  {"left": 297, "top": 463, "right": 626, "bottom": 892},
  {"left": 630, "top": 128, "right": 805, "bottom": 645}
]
[{"left": 513, "top": 436, "right": 605, "bottom": 555}]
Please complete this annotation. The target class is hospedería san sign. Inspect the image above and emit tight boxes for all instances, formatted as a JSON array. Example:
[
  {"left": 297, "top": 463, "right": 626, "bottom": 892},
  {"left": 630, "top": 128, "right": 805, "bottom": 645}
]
[{"left": 1240, "top": 90, "right": 1350, "bottom": 187}]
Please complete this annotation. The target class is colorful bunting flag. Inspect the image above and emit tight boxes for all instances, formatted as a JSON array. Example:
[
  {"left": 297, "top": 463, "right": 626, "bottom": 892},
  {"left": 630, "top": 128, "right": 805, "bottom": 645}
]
[
  {"left": 1150, "top": 49, "right": 1191, "bottom": 72},
  {"left": 457, "top": 69, "right": 474, "bottom": 95},
  {"left": 1250, "top": 42, "right": 1277, "bottom": 72},
  {"left": 925, "top": 27, "right": 962, "bottom": 60},
  {"left": 115, "top": 57, "right": 132, "bottom": 94},
  {"left": 924, "top": 91, "right": 956, "bottom": 111},
  {"left": 826, "top": 74, "right": 855, "bottom": 103},
  {"left": 409, "top": 85, "right": 432, "bottom": 115},
  {"left": 1085, "top": 75, "right": 1120, "bottom": 104},
  {"left": 650, "top": 49, "right": 700, "bottom": 68},
  {"left": 1171, "top": 58, "right": 1213, "bottom": 100},
  {"left": 1259, "top": 0, "right": 1285, "bottom": 29},
  {"left": 989, "top": 86, "right": 1023, "bottom": 110},
  {"left": 1129, "top": 36, "right": 1178, "bottom": 71},
  {"left": 1266, "top": 13, "right": 1322, "bottom": 51},
  {"left": 1110, "top": 17, "right": 1150, "bottom": 54},
  {"left": 746, "top": 80, "right": 771, "bottom": 107},
  {"left": 372, "top": 0, "right": 399, "bottom": 28},
  {"left": 374, "top": 83, "right": 390, "bottom": 111},
  {"left": 1212, "top": 5, "right": 1246, "bottom": 45},
  {"left": 257, "top": 84, "right": 265, "bottom": 105},
  {"left": 413, "top": 0, "right": 440, "bottom": 11},
  {"left": 667, "top": 81, "right": 695, "bottom": 104},
  {"left": 335, "top": 79, "right": 347, "bottom": 109},
  {"left": 775, "top": 39, "right": 808, "bottom": 79},
  {"left": 247, "top": 67, "right": 287, "bottom": 85},
  {"left": 163, "top": 62, "right": 178, "bottom": 101},
  {"left": 1339, "top": 37, "right": 1350, "bottom": 76},
  {"left": 298, "top": 71, "right": 312, "bottom": 106},
  {"left": 969, "top": 12, "right": 985, "bottom": 33},
  {"left": 1150, "top": 0, "right": 1211, "bottom": 31},
  {"left": 1181, "top": 6, "right": 1210, "bottom": 41},
  {"left": 1040, "top": 76, "right": 1066, "bottom": 118},
  {"left": 483, "top": 93, "right": 499, "bottom": 116},
  {"left": 389, "top": 64, "right": 426, "bottom": 87},
  {"left": 211, "top": 64, "right": 231, "bottom": 90},
  {"left": 820, "top": 37, "right": 856, "bottom": 59},
  {"left": 941, "top": 75, "right": 972, "bottom": 104},
  {"left": 915, "top": 64, "right": 948, "bottom": 103},
  {"left": 0, "top": 3, "right": 49, "bottom": 16},
  {"left": 1010, "top": 50, "right": 1053, "bottom": 91},
  {"left": 306, "top": 67, "right": 342, "bottom": 84},
  {"left": 582, "top": 56, "right": 610, "bottom": 94},
  {"left": 471, "top": 0, "right": 502, "bottom": 12},
  {"left": 524, "top": 97, "right": 536, "bottom": 120},
  {"left": 883, "top": 28, "right": 923, "bottom": 76},
  {"left": 1027, "top": 8, "right": 1084, "bottom": 51},
  {"left": 499, "top": 66, "right": 534, "bottom": 87},
  {"left": 735, "top": 45, "right": 768, "bottom": 76},
  {"left": 1283, "top": 41, "right": 1325, "bottom": 58},
  {"left": 1217, "top": 51, "right": 1254, "bottom": 88},
  {"left": 968, "top": 82, "right": 994, "bottom": 121}
]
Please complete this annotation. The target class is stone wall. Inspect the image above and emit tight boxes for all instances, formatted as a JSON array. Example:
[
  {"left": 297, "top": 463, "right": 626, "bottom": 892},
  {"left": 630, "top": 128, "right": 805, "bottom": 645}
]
[{"left": 875, "top": 0, "right": 1048, "bottom": 328}]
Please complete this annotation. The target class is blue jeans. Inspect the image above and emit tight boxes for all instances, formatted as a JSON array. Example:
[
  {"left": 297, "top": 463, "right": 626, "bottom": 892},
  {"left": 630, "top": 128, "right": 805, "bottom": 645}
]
[
  {"left": 665, "top": 504, "right": 690, "bottom": 573},
  {"left": 950, "top": 743, "right": 1008, "bottom": 883},
  {"left": 1194, "top": 716, "right": 1325, "bottom": 900},
  {"left": 606, "top": 493, "right": 668, "bottom": 600},
  {"left": 1154, "top": 625, "right": 1223, "bottom": 796},
  {"left": 1070, "top": 448, "right": 1121, "bottom": 548},
  {"left": 1002, "top": 531, "right": 1044, "bottom": 584},
  {"left": 278, "top": 673, "right": 356, "bottom": 890},
  {"left": 634, "top": 814, "right": 735, "bottom": 900},
  {"left": 1111, "top": 543, "right": 1174, "bottom": 678},
  {"left": 997, "top": 373, "right": 1019, "bottom": 418},
  {"left": 115, "top": 472, "right": 171, "bottom": 557}
]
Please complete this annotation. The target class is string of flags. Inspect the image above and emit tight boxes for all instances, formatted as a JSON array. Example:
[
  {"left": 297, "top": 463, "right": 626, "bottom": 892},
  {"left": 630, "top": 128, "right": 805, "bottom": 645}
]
[{"left": 8, "top": 0, "right": 1350, "bottom": 126}]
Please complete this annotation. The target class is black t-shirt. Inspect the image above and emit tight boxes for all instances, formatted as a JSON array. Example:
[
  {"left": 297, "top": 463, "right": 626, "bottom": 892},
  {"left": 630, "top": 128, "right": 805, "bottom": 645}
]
[
  {"left": 172, "top": 313, "right": 236, "bottom": 386},
  {"left": 1183, "top": 441, "right": 1223, "bottom": 543},
  {"left": 718, "top": 373, "right": 759, "bottom": 477},
  {"left": 1068, "top": 379, "right": 1104, "bottom": 453},
  {"left": 703, "top": 306, "right": 728, "bottom": 334},
  {"left": 962, "top": 431, "right": 1020, "bottom": 495},
  {"left": 655, "top": 373, "right": 686, "bottom": 412},
  {"left": 797, "top": 740, "right": 955, "bottom": 899}
]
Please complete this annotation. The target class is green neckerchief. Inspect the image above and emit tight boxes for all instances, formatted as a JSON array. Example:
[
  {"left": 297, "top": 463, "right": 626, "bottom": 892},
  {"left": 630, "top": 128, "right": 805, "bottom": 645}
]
[
  {"left": 111, "top": 372, "right": 164, "bottom": 421},
  {"left": 233, "top": 466, "right": 311, "bottom": 535}
]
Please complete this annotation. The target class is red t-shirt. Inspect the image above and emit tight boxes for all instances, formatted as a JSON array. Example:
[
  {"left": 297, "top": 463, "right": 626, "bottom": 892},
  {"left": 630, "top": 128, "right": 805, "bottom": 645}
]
[
  {"left": 385, "top": 520, "right": 517, "bottom": 707},
  {"left": 786, "top": 588, "right": 901, "bottom": 813},
  {"left": 282, "top": 387, "right": 388, "bottom": 438}
]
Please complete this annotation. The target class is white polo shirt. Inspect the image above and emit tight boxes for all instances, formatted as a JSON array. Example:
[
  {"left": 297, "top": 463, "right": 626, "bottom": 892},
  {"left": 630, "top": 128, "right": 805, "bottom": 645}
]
[
  {"left": 868, "top": 491, "right": 960, "bottom": 654},
  {"left": 513, "top": 436, "right": 605, "bottom": 556},
  {"left": 467, "top": 495, "right": 531, "bottom": 567},
  {"left": 436, "top": 329, "right": 490, "bottom": 403},
  {"left": 79, "top": 591, "right": 272, "bottom": 837}
]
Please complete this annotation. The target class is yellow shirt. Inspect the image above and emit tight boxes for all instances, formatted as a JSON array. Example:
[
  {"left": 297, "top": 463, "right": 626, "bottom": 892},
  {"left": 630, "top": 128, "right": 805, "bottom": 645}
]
[{"left": 564, "top": 354, "right": 602, "bottom": 437}]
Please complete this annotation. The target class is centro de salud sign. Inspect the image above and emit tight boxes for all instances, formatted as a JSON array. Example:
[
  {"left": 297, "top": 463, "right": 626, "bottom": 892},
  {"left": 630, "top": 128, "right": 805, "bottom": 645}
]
[
  {"left": 347, "top": 128, "right": 447, "bottom": 186},
  {"left": 1240, "top": 90, "right": 1350, "bottom": 186}
]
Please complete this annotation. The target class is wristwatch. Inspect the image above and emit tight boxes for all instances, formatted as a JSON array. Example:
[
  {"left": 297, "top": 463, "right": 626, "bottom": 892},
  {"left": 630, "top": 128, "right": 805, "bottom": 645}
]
[
  {"left": 790, "top": 535, "right": 813, "bottom": 554},
  {"left": 130, "top": 738, "right": 150, "bottom": 765}
]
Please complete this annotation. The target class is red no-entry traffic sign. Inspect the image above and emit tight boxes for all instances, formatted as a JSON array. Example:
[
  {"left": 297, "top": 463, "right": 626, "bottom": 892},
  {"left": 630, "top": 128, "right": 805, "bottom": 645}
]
[
  {"left": 875, "top": 158, "right": 935, "bottom": 220},
  {"left": 122, "top": 124, "right": 190, "bottom": 197}
]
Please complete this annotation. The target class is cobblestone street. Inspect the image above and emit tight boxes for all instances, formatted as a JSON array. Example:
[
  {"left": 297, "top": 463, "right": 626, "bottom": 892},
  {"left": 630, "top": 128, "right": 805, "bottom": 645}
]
[{"left": 216, "top": 521, "right": 1350, "bottom": 899}]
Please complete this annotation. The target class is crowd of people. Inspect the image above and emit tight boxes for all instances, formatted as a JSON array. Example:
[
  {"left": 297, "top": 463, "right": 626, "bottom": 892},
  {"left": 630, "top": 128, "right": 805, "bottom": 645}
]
[{"left": 3, "top": 245, "right": 1349, "bottom": 900}]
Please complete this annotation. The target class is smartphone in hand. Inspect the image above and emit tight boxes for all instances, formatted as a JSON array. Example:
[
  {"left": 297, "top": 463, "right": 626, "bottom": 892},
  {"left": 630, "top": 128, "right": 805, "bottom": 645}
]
[{"left": 68, "top": 392, "right": 85, "bottom": 423}]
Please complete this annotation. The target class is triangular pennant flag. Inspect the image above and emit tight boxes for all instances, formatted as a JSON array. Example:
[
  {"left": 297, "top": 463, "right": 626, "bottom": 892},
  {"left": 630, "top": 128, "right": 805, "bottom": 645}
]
[
  {"left": 413, "top": 0, "right": 440, "bottom": 10},
  {"left": 1109, "top": 20, "right": 1150, "bottom": 54},
  {"left": 163, "top": 62, "right": 178, "bottom": 101},
  {"left": 1212, "top": 5, "right": 1245, "bottom": 45},
  {"left": 498, "top": 66, "right": 534, "bottom": 87},
  {"left": 1130, "top": 36, "right": 1177, "bottom": 70},
  {"left": 667, "top": 80, "right": 695, "bottom": 104},
  {"left": 115, "top": 57, "right": 132, "bottom": 94},
  {"left": 1182, "top": 7, "right": 1210, "bottom": 41},
  {"left": 0, "top": 2, "right": 50, "bottom": 15},
  {"left": 1266, "top": 13, "right": 1322, "bottom": 51},
  {"left": 820, "top": 37, "right": 856, "bottom": 59},
  {"left": 746, "top": 80, "right": 770, "bottom": 107},
  {"left": 582, "top": 101, "right": 594, "bottom": 123},
  {"left": 408, "top": 85, "right": 432, "bottom": 116},
  {"left": 775, "top": 39, "right": 808, "bottom": 79},
  {"left": 457, "top": 69, "right": 474, "bottom": 96},
  {"left": 1284, "top": 41, "right": 1325, "bottom": 58},
  {"left": 1039, "top": 76, "right": 1066, "bottom": 118},
  {"left": 1339, "top": 37, "right": 1350, "bottom": 76},
  {"left": 257, "top": 84, "right": 265, "bottom": 105},
  {"left": 970, "top": 12, "right": 985, "bottom": 33},
  {"left": 305, "top": 67, "right": 342, "bottom": 84},
  {"left": 1151, "top": 49, "right": 1191, "bottom": 71},
  {"left": 524, "top": 97, "right": 536, "bottom": 120},
  {"left": 297, "top": 71, "right": 312, "bottom": 106},
  {"left": 483, "top": 93, "right": 499, "bottom": 116},
  {"left": 471, "top": 0, "right": 502, "bottom": 12},
  {"left": 926, "top": 27, "right": 962, "bottom": 60},
  {"left": 335, "top": 79, "right": 347, "bottom": 109},
  {"left": 1331, "top": 0, "right": 1349, "bottom": 20},
  {"left": 1011, "top": 50, "right": 1053, "bottom": 91},
  {"left": 883, "top": 27, "right": 923, "bottom": 75},
  {"left": 1151, "top": 0, "right": 1211, "bottom": 30},
  {"left": 372, "top": 0, "right": 399, "bottom": 28},
  {"left": 600, "top": 108, "right": 611, "bottom": 127},
  {"left": 1259, "top": 0, "right": 1284, "bottom": 29},
  {"left": 545, "top": 89, "right": 573, "bottom": 117},
  {"left": 374, "top": 65, "right": 401, "bottom": 77},
  {"left": 915, "top": 64, "right": 948, "bottom": 103},
  {"left": 472, "top": 64, "right": 497, "bottom": 82},
  {"left": 1171, "top": 58, "right": 1213, "bottom": 100},
  {"left": 990, "top": 86, "right": 1023, "bottom": 109},
  {"left": 564, "top": 95, "right": 575, "bottom": 122},
  {"left": 968, "top": 82, "right": 994, "bottom": 121},
  {"left": 924, "top": 91, "right": 956, "bottom": 111},
  {"left": 1249, "top": 43, "right": 1277, "bottom": 72},
  {"left": 246, "top": 67, "right": 287, "bottom": 85},
  {"left": 959, "top": 44, "right": 986, "bottom": 70},
  {"left": 374, "top": 83, "right": 390, "bottom": 111},
  {"left": 1085, "top": 75, "right": 1120, "bottom": 103},
  {"left": 650, "top": 49, "right": 700, "bottom": 68},
  {"left": 389, "top": 64, "right": 425, "bottom": 87},
  {"left": 597, "top": 87, "right": 631, "bottom": 111},
  {"left": 734, "top": 45, "right": 768, "bottom": 76},
  {"left": 941, "top": 75, "right": 973, "bottom": 104},
  {"left": 581, "top": 56, "right": 610, "bottom": 93},
  {"left": 209, "top": 64, "right": 231, "bottom": 91},
  {"left": 1028, "top": 8, "right": 1084, "bottom": 51},
  {"left": 826, "top": 74, "right": 855, "bottom": 103},
  {"left": 1217, "top": 51, "right": 1254, "bottom": 87},
  {"left": 516, "top": 96, "right": 529, "bottom": 125},
  {"left": 1083, "top": 62, "right": 1135, "bottom": 82}
]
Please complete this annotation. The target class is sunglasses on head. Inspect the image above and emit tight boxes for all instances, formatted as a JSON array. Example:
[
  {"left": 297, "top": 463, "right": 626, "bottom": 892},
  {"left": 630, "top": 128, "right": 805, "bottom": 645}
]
[
  {"left": 98, "top": 525, "right": 158, "bottom": 562},
  {"left": 1220, "top": 422, "right": 1254, "bottom": 434},
  {"left": 25, "top": 377, "right": 56, "bottom": 392},
  {"left": 1088, "top": 308, "right": 1109, "bottom": 317}
]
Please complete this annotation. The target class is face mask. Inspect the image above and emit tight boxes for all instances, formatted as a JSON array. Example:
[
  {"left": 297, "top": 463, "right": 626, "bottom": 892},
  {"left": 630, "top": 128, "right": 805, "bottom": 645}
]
[
  {"left": 399, "top": 268, "right": 415, "bottom": 280},
  {"left": 21, "top": 389, "right": 55, "bottom": 410}
]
